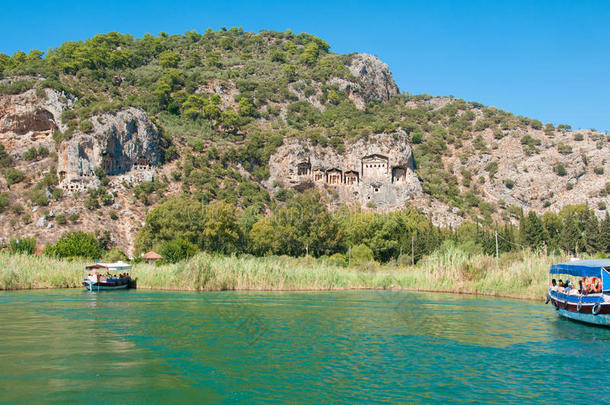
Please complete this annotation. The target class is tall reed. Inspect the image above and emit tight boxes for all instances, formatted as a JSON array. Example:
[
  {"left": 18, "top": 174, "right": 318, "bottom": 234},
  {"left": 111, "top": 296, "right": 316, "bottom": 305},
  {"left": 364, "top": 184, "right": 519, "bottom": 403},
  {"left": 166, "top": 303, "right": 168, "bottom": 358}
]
[{"left": 0, "top": 249, "right": 565, "bottom": 300}]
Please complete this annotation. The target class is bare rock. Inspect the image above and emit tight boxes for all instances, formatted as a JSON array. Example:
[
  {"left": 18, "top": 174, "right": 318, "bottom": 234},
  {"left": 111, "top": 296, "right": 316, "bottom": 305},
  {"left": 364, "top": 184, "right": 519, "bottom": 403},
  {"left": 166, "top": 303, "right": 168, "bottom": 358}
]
[
  {"left": 36, "top": 216, "right": 47, "bottom": 228},
  {"left": 267, "top": 129, "right": 422, "bottom": 209},
  {"left": 57, "top": 107, "right": 162, "bottom": 193},
  {"left": 348, "top": 53, "right": 399, "bottom": 104}
]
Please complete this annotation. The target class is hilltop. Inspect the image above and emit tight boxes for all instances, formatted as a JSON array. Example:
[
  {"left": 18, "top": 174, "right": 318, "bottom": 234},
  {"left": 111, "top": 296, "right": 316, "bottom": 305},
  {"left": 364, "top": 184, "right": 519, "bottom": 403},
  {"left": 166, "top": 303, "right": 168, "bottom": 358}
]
[{"left": 0, "top": 29, "right": 608, "bottom": 255}]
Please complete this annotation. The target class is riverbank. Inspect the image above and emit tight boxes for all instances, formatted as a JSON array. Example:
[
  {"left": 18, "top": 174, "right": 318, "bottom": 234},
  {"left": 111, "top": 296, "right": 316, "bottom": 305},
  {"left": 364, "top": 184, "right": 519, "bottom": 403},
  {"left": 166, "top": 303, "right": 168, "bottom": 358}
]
[{"left": 0, "top": 247, "right": 565, "bottom": 300}]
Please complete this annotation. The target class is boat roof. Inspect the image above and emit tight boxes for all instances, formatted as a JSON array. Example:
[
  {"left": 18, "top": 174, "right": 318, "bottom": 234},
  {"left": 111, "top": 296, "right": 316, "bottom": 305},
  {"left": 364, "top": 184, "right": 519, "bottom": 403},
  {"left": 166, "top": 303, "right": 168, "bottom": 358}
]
[
  {"left": 85, "top": 261, "right": 132, "bottom": 271},
  {"left": 549, "top": 259, "right": 610, "bottom": 277}
]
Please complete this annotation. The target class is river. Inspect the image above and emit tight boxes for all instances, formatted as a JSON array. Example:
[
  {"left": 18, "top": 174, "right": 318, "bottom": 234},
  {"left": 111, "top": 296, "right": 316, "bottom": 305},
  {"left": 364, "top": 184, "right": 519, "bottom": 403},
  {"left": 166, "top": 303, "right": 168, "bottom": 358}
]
[{"left": 1, "top": 289, "right": 609, "bottom": 403}]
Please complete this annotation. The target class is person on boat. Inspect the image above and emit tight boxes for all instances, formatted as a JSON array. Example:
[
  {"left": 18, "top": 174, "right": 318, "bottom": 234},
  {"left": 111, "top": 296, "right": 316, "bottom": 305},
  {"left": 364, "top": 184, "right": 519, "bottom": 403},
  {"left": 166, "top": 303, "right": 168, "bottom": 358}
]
[
  {"left": 550, "top": 279, "right": 558, "bottom": 291},
  {"left": 579, "top": 279, "right": 587, "bottom": 295},
  {"left": 564, "top": 280, "right": 572, "bottom": 294}
]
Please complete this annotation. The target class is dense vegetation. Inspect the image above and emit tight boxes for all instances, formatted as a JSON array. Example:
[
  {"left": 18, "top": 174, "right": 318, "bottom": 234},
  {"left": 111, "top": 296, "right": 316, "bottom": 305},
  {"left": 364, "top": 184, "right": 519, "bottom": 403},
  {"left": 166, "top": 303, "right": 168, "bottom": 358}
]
[{"left": 3, "top": 28, "right": 603, "bottom": 223}]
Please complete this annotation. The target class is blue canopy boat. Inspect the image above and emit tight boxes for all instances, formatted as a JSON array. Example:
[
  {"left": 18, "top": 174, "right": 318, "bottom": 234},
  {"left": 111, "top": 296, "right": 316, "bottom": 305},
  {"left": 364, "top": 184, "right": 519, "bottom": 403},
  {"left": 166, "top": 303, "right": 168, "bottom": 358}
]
[
  {"left": 83, "top": 261, "right": 132, "bottom": 291},
  {"left": 547, "top": 259, "right": 610, "bottom": 326}
]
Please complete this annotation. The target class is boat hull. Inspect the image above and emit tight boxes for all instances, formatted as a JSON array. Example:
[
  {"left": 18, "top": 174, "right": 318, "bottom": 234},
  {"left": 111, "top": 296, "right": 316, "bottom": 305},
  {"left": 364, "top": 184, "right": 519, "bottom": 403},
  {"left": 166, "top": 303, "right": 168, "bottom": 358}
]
[
  {"left": 548, "top": 291, "right": 610, "bottom": 327},
  {"left": 83, "top": 280, "right": 130, "bottom": 291},
  {"left": 556, "top": 308, "right": 610, "bottom": 326}
]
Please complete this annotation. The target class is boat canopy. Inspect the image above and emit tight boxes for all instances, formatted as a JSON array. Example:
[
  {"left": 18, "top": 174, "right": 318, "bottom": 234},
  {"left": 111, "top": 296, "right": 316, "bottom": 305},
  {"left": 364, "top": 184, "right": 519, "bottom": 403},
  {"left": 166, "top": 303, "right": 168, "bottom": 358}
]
[
  {"left": 85, "top": 261, "right": 132, "bottom": 271},
  {"left": 550, "top": 259, "right": 610, "bottom": 277}
]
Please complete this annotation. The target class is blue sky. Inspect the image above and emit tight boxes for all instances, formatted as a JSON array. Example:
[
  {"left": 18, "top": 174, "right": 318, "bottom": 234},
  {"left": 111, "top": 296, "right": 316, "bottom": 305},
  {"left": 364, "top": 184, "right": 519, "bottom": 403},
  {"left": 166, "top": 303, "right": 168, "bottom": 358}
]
[{"left": 1, "top": 1, "right": 609, "bottom": 131}]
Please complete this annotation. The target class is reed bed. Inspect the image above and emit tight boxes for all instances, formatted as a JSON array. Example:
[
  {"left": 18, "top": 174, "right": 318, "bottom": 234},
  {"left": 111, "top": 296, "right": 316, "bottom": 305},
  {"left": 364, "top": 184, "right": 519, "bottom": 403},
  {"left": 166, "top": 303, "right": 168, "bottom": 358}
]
[{"left": 0, "top": 249, "right": 565, "bottom": 300}]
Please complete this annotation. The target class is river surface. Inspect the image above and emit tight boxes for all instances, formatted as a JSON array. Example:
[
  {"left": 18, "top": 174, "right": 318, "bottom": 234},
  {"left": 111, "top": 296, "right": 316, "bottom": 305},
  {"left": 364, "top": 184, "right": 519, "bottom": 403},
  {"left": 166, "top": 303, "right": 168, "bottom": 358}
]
[{"left": 1, "top": 289, "right": 609, "bottom": 403}]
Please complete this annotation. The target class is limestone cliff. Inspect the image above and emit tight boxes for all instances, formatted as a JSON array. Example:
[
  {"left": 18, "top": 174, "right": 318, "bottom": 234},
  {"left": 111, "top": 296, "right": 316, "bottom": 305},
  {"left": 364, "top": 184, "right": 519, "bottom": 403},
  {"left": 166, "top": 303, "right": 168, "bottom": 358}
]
[
  {"left": 330, "top": 53, "right": 400, "bottom": 110},
  {"left": 57, "top": 107, "right": 161, "bottom": 192},
  {"left": 267, "top": 130, "right": 422, "bottom": 209}
]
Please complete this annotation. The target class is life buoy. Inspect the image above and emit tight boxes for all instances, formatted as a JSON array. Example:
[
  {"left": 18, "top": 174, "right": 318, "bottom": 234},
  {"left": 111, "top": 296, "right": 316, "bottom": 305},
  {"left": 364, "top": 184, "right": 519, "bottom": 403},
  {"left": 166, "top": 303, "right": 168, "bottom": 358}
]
[
  {"left": 592, "top": 303, "right": 602, "bottom": 315},
  {"left": 593, "top": 278, "right": 602, "bottom": 293}
]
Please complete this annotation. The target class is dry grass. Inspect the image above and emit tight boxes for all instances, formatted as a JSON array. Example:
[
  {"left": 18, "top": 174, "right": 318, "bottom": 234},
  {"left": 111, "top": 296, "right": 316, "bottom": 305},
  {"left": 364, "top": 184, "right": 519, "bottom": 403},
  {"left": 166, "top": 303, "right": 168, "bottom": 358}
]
[{"left": 0, "top": 247, "right": 566, "bottom": 300}]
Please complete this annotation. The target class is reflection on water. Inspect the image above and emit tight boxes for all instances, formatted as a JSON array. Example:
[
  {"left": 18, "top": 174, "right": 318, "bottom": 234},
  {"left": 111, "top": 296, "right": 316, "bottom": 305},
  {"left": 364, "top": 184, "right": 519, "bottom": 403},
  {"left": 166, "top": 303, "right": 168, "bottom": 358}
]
[{"left": 1, "top": 289, "right": 610, "bottom": 403}]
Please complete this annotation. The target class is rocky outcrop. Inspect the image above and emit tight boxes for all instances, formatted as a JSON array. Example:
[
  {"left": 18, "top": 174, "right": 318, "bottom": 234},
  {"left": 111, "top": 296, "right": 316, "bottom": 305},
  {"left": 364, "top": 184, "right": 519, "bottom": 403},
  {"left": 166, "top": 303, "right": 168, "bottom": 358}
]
[
  {"left": 57, "top": 107, "right": 162, "bottom": 192},
  {"left": 348, "top": 54, "right": 399, "bottom": 103},
  {"left": 0, "top": 88, "right": 74, "bottom": 153},
  {"left": 327, "top": 53, "right": 400, "bottom": 110},
  {"left": 267, "top": 130, "right": 422, "bottom": 209}
]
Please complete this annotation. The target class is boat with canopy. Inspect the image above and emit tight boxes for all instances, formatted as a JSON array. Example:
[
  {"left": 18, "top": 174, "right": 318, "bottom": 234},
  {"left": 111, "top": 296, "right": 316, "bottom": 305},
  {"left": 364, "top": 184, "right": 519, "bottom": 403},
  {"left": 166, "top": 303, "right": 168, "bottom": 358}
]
[
  {"left": 82, "top": 261, "right": 132, "bottom": 291},
  {"left": 546, "top": 259, "right": 610, "bottom": 326}
]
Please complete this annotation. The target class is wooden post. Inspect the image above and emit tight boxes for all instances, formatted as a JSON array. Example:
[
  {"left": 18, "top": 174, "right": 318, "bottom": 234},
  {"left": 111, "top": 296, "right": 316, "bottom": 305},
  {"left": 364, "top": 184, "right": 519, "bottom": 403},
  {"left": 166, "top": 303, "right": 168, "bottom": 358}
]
[{"left": 495, "top": 230, "right": 499, "bottom": 260}]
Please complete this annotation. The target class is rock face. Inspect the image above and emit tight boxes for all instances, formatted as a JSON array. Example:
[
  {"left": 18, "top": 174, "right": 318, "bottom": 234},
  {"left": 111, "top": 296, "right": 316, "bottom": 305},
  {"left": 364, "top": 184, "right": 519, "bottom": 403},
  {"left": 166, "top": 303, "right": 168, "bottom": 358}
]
[
  {"left": 57, "top": 107, "right": 162, "bottom": 192},
  {"left": 267, "top": 130, "right": 422, "bottom": 209},
  {"left": 0, "top": 88, "right": 74, "bottom": 153},
  {"left": 349, "top": 54, "right": 400, "bottom": 103},
  {"left": 328, "top": 53, "right": 400, "bottom": 110}
]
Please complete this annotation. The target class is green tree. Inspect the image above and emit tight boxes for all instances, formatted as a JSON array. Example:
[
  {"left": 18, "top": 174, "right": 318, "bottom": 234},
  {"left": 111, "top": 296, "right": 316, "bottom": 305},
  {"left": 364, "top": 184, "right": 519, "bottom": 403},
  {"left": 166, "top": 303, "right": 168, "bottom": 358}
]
[
  {"left": 158, "top": 50, "right": 180, "bottom": 68},
  {"left": 203, "top": 200, "right": 242, "bottom": 254},
  {"left": 159, "top": 239, "right": 198, "bottom": 263},
  {"left": 45, "top": 231, "right": 102, "bottom": 259},
  {"left": 519, "top": 211, "right": 548, "bottom": 250}
]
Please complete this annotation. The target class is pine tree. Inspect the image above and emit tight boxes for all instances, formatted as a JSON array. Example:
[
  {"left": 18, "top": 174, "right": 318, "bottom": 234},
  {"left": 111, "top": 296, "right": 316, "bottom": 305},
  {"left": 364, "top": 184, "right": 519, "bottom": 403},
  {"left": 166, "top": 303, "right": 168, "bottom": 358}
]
[
  {"left": 520, "top": 211, "right": 548, "bottom": 250},
  {"left": 583, "top": 212, "right": 601, "bottom": 253},
  {"left": 600, "top": 213, "right": 610, "bottom": 254}
]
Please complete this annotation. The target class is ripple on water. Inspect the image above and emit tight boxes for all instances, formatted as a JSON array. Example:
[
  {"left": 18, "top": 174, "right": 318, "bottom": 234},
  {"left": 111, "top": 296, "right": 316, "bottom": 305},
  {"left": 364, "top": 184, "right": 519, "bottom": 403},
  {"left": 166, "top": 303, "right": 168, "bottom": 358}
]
[{"left": 1, "top": 289, "right": 610, "bottom": 403}]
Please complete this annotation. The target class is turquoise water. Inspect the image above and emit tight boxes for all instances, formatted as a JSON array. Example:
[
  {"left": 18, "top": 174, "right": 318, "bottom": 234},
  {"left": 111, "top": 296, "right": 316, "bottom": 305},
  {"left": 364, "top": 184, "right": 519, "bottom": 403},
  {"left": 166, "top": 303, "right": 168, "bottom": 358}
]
[{"left": 1, "top": 289, "right": 609, "bottom": 404}]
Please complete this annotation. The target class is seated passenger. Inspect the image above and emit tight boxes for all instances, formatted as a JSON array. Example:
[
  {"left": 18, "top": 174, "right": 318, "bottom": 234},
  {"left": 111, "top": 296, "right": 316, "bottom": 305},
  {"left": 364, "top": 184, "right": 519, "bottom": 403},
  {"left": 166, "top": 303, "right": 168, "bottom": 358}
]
[
  {"left": 579, "top": 279, "right": 587, "bottom": 295},
  {"left": 564, "top": 280, "right": 572, "bottom": 294},
  {"left": 558, "top": 279, "right": 565, "bottom": 292},
  {"left": 551, "top": 279, "right": 558, "bottom": 291}
]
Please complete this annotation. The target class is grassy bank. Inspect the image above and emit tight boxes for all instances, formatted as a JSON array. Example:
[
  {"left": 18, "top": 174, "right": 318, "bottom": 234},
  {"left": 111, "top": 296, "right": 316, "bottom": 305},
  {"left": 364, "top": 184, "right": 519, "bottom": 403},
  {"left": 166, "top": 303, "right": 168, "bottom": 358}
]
[{"left": 0, "top": 248, "right": 565, "bottom": 300}]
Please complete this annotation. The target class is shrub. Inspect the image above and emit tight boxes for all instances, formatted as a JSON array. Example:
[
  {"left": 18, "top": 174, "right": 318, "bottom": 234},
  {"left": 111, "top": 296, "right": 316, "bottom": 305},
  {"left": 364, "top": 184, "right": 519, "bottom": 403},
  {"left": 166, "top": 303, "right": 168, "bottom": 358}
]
[
  {"left": 557, "top": 143, "right": 572, "bottom": 154},
  {"left": 9, "top": 237, "right": 36, "bottom": 255},
  {"left": 79, "top": 120, "right": 93, "bottom": 133},
  {"left": 30, "top": 190, "right": 49, "bottom": 206},
  {"left": 598, "top": 202, "right": 607, "bottom": 211},
  {"left": 23, "top": 147, "right": 38, "bottom": 160},
  {"left": 55, "top": 214, "right": 67, "bottom": 224},
  {"left": 0, "top": 144, "right": 13, "bottom": 168},
  {"left": 159, "top": 239, "right": 198, "bottom": 263},
  {"left": 594, "top": 166, "right": 604, "bottom": 175},
  {"left": 10, "top": 203, "right": 23, "bottom": 215},
  {"left": 554, "top": 164, "right": 567, "bottom": 176},
  {"left": 68, "top": 213, "right": 79, "bottom": 223},
  {"left": 503, "top": 179, "right": 515, "bottom": 189},
  {"left": 574, "top": 133, "right": 584, "bottom": 141},
  {"left": 350, "top": 244, "right": 374, "bottom": 266},
  {"left": 327, "top": 252, "right": 347, "bottom": 267},
  {"left": 0, "top": 192, "right": 8, "bottom": 212},
  {"left": 102, "top": 247, "right": 128, "bottom": 262},
  {"left": 44, "top": 231, "right": 102, "bottom": 259},
  {"left": 5, "top": 168, "right": 25, "bottom": 186},
  {"left": 37, "top": 146, "right": 49, "bottom": 158},
  {"left": 108, "top": 210, "right": 118, "bottom": 220}
]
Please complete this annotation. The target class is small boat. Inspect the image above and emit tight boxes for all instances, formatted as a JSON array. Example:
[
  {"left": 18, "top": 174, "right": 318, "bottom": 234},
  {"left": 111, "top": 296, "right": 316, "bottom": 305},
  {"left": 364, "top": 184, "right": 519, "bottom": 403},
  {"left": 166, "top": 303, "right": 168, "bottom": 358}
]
[
  {"left": 547, "top": 259, "right": 610, "bottom": 326},
  {"left": 82, "top": 261, "right": 132, "bottom": 291}
]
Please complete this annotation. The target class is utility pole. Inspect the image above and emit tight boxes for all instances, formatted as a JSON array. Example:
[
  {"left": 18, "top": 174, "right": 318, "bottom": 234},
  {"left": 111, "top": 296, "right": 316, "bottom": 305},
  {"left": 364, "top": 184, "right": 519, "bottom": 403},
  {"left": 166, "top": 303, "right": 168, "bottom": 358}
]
[
  {"left": 411, "top": 235, "right": 415, "bottom": 266},
  {"left": 495, "top": 230, "right": 499, "bottom": 260}
]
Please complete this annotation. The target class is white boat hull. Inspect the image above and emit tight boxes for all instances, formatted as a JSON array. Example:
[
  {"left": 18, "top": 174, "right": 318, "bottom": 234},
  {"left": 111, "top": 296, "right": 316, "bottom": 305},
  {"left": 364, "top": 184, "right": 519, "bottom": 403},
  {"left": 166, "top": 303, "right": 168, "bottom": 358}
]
[{"left": 557, "top": 308, "right": 610, "bottom": 326}]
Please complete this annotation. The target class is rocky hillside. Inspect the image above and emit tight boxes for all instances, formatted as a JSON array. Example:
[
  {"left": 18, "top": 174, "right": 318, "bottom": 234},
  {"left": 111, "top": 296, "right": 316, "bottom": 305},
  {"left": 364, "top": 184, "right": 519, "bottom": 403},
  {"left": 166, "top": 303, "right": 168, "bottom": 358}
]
[{"left": 0, "top": 29, "right": 608, "bottom": 255}]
